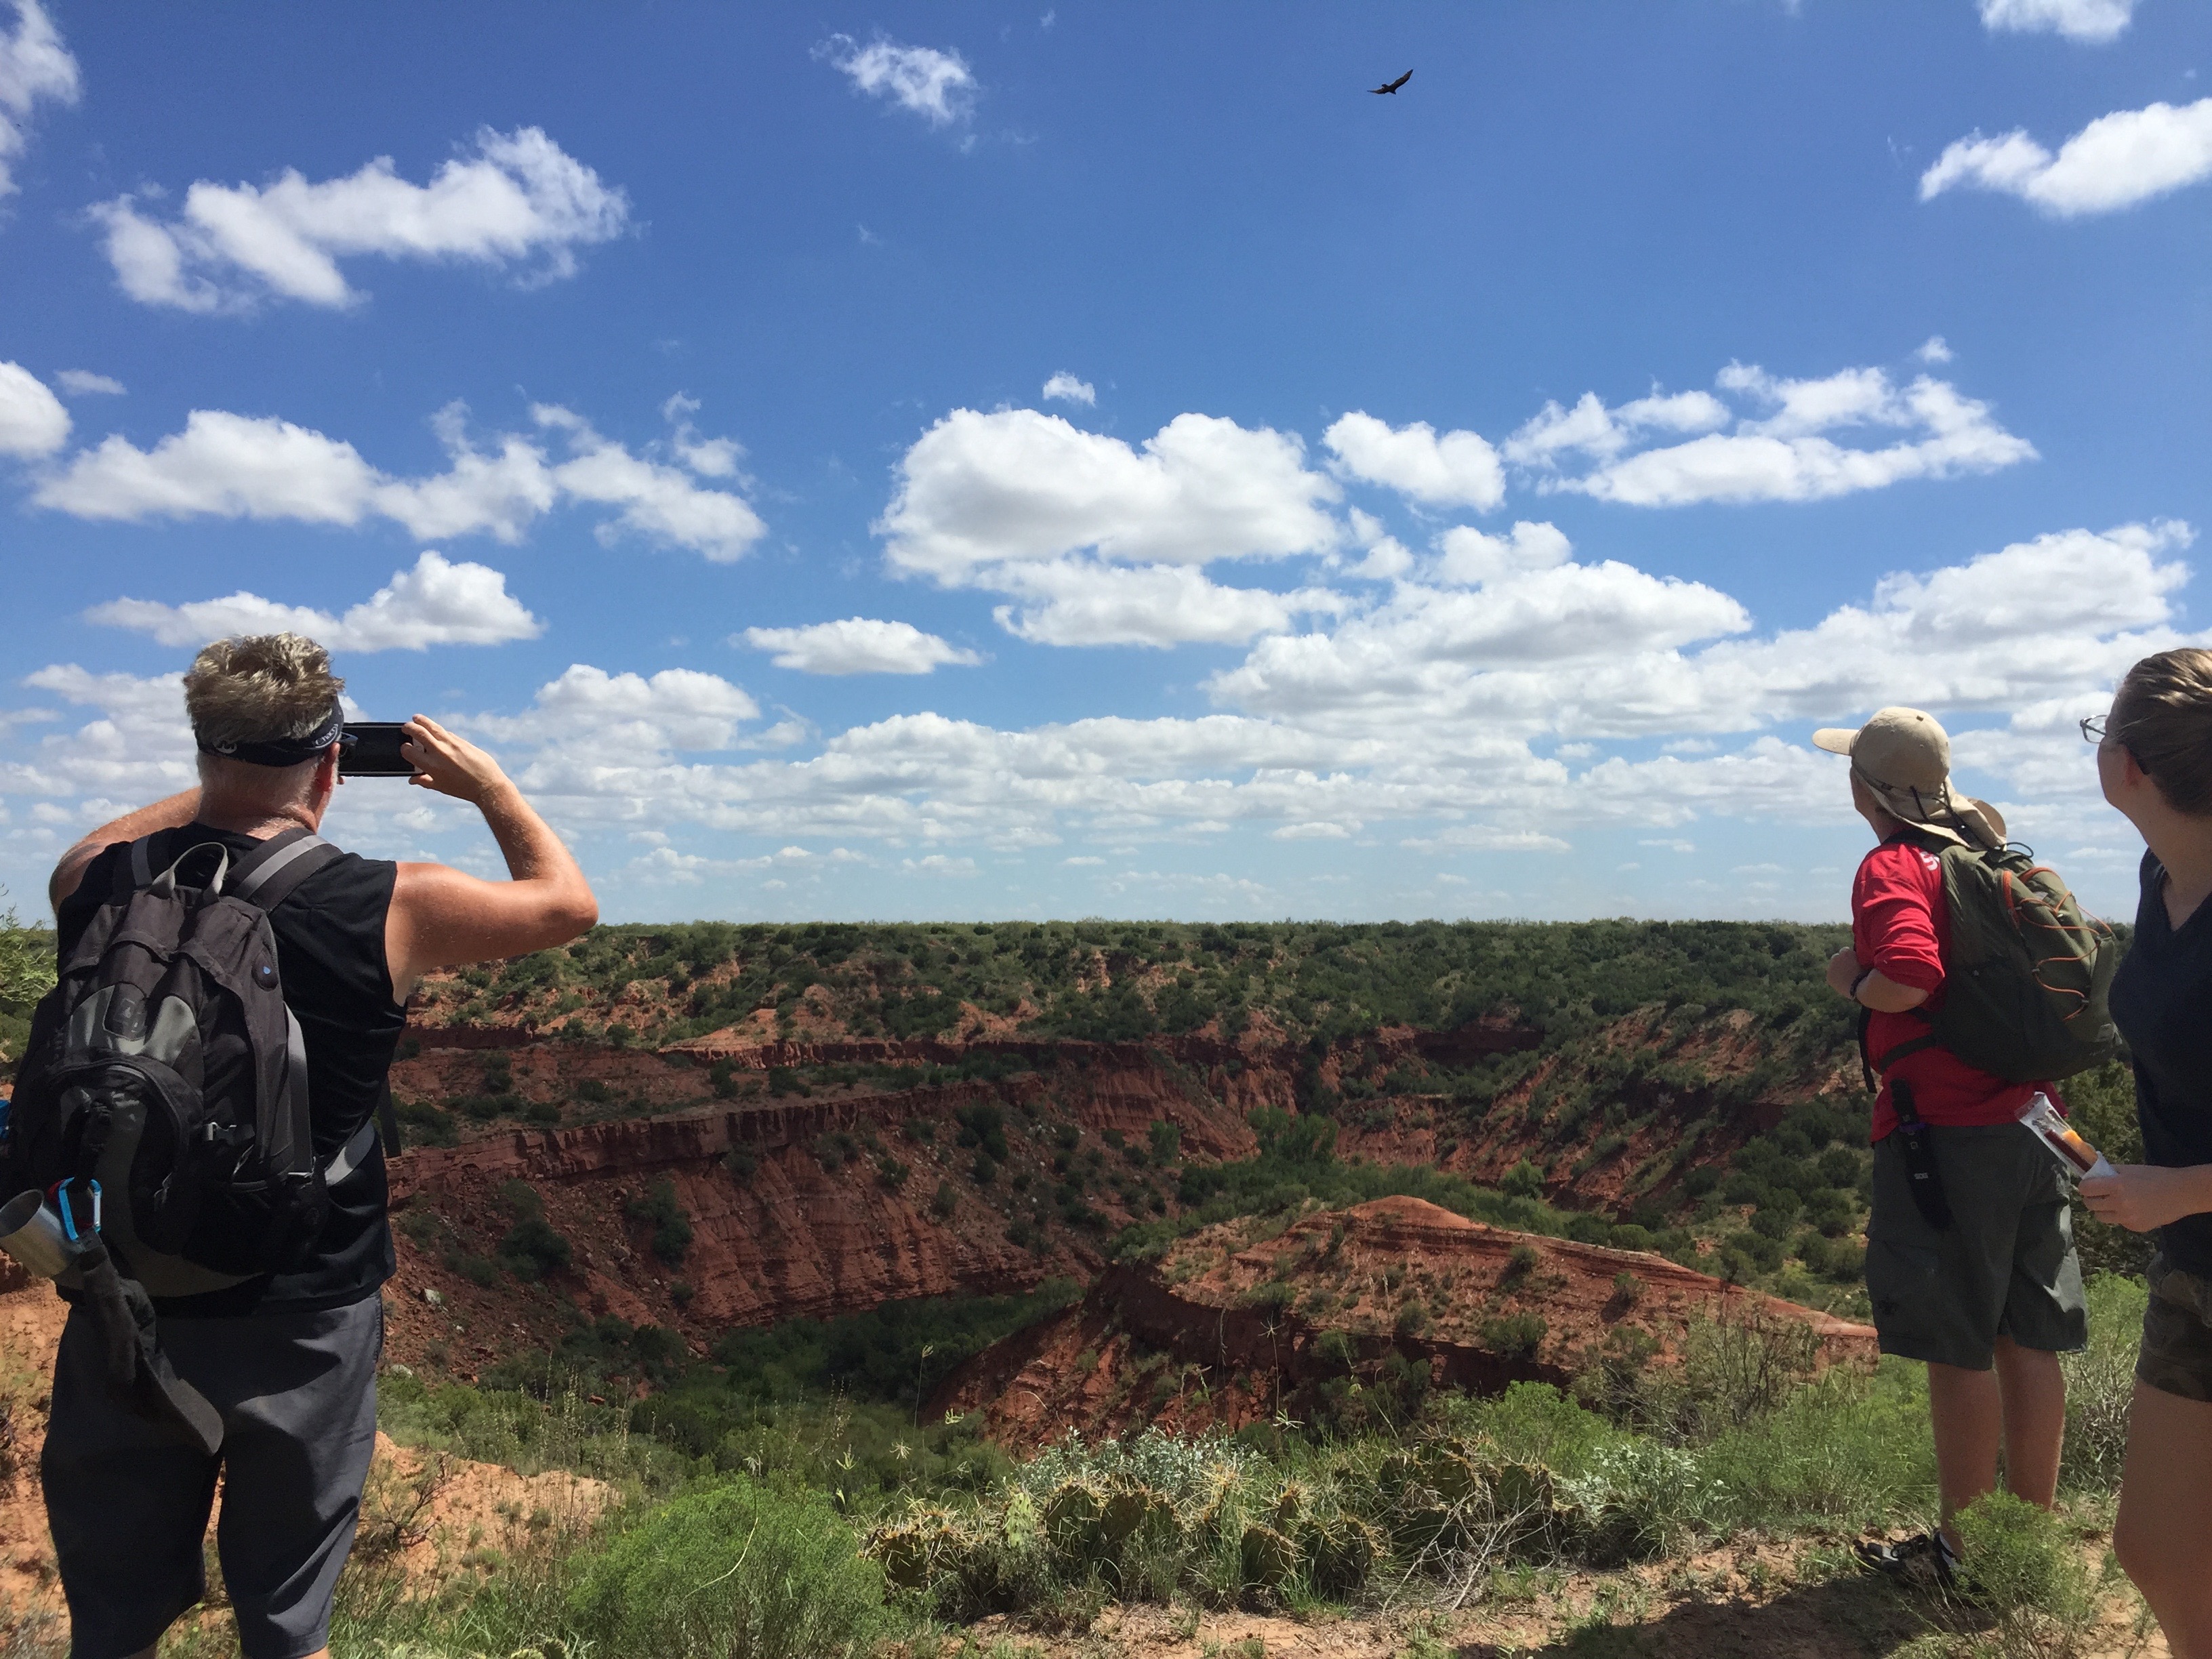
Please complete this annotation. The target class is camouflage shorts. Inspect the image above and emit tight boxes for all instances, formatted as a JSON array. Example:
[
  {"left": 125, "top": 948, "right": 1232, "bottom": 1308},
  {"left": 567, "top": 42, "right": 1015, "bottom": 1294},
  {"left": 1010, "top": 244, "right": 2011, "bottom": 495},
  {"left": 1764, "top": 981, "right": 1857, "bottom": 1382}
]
[{"left": 2138, "top": 1254, "right": 2212, "bottom": 1403}]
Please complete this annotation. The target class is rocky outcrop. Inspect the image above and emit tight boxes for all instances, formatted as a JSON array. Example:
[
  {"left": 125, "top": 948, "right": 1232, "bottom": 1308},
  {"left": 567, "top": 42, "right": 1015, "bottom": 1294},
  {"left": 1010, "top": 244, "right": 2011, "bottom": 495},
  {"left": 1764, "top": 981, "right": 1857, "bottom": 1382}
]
[{"left": 932, "top": 1197, "right": 1877, "bottom": 1452}]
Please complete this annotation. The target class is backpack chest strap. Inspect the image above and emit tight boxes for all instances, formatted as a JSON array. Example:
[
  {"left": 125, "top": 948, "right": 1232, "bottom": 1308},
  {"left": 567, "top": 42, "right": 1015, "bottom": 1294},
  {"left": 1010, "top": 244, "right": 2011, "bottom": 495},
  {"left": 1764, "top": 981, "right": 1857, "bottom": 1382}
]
[{"left": 323, "top": 1119, "right": 381, "bottom": 1187}]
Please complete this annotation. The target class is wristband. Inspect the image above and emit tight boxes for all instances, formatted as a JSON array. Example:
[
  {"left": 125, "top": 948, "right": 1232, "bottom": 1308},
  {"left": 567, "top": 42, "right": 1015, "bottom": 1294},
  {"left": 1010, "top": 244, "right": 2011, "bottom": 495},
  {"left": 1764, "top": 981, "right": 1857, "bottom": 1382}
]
[{"left": 1849, "top": 966, "right": 1877, "bottom": 1001}]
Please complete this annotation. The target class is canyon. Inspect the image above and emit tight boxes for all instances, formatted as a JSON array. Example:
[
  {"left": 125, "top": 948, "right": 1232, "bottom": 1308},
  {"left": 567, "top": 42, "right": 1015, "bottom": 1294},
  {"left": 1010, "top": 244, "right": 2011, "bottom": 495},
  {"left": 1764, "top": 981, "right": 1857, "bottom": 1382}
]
[{"left": 372, "top": 1004, "right": 1849, "bottom": 1419}]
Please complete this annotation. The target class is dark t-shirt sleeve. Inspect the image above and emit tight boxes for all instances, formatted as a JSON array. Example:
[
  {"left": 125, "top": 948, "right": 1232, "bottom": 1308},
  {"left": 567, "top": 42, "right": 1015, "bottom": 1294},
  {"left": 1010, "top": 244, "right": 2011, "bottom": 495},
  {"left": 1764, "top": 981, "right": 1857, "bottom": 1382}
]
[{"left": 53, "top": 840, "right": 129, "bottom": 957}]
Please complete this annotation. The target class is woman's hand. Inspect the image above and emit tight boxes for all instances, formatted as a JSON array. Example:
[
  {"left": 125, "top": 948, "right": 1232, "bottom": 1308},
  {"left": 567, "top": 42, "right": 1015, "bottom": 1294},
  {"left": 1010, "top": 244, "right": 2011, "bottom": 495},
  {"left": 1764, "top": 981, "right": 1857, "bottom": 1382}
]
[
  {"left": 1826, "top": 945, "right": 1862, "bottom": 998},
  {"left": 2080, "top": 1164, "right": 2212, "bottom": 1233},
  {"left": 401, "top": 716, "right": 512, "bottom": 806}
]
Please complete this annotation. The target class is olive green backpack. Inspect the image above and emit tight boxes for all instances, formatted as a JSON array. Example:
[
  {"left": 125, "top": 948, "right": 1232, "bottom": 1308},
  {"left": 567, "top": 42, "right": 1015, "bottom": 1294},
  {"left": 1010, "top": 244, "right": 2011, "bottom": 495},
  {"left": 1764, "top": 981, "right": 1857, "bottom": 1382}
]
[{"left": 1865, "top": 831, "right": 2121, "bottom": 1087}]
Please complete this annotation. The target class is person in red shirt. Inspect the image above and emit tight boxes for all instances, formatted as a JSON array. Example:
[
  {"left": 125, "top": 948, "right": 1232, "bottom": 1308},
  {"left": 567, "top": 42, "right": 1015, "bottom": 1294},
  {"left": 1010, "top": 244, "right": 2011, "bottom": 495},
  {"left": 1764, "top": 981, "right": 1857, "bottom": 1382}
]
[{"left": 1815, "top": 706, "right": 2086, "bottom": 1583}]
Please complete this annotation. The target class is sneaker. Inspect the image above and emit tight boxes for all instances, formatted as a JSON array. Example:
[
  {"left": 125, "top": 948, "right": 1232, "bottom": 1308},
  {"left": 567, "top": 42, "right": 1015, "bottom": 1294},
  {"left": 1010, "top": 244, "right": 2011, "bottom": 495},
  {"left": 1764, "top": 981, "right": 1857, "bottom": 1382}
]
[{"left": 1854, "top": 1531, "right": 1959, "bottom": 1591}]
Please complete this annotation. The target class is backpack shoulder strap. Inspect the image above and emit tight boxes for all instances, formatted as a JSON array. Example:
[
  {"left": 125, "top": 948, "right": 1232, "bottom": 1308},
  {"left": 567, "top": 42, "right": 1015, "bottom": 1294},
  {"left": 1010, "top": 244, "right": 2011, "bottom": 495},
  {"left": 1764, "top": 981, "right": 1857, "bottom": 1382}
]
[
  {"left": 228, "top": 827, "right": 342, "bottom": 914},
  {"left": 106, "top": 834, "right": 158, "bottom": 903}
]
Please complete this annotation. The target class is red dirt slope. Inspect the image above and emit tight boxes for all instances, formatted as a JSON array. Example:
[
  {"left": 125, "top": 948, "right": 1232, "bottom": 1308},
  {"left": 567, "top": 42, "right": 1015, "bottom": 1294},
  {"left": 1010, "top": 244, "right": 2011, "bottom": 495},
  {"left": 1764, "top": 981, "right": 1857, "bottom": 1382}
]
[{"left": 934, "top": 1197, "right": 1875, "bottom": 1452}]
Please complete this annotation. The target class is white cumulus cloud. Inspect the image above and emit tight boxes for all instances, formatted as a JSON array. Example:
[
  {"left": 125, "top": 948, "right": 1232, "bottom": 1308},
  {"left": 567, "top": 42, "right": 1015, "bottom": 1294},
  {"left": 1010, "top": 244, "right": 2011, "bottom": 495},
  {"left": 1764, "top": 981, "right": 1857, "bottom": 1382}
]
[
  {"left": 1921, "top": 98, "right": 2212, "bottom": 217},
  {"left": 1324, "top": 411, "right": 1505, "bottom": 510},
  {"left": 0, "top": 359, "right": 68, "bottom": 457},
  {"left": 883, "top": 407, "right": 1338, "bottom": 579},
  {"left": 1501, "top": 388, "right": 1729, "bottom": 466},
  {"left": 54, "top": 369, "right": 123, "bottom": 396},
  {"left": 89, "top": 126, "right": 629, "bottom": 311},
  {"left": 817, "top": 35, "right": 976, "bottom": 127},
  {"left": 988, "top": 560, "right": 1349, "bottom": 649},
  {"left": 35, "top": 399, "right": 766, "bottom": 560},
  {"left": 0, "top": 0, "right": 77, "bottom": 201},
  {"left": 1431, "top": 520, "right": 1573, "bottom": 588},
  {"left": 1978, "top": 0, "right": 2135, "bottom": 42},
  {"left": 878, "top": 406, "right": 1345, "bottom": 647},
  {"left": 1509, "top": 361, "right": 2034, "bottom": 506},
  {"left": 740, "top": 617, "right": 983, "bottom": 675},
  {"left": 10, "top": 519, "right": 2190, "bottom": 895},
  {"left": 1041, "top": 372, "right": 1095, "bottom": 405},
  {"left": 85, "top": 550, "right": 544, "bottom": 653},
  {"left": 471, "top": 665, "right": 762, "bottom": 766}
]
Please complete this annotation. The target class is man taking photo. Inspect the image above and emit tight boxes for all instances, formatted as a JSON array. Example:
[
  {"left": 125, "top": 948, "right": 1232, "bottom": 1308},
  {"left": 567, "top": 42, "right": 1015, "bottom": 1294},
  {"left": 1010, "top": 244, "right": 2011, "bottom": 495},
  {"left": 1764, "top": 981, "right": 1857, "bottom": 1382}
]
[{"left": 37, "top": 632, "right": 598, "bottom": 1659}]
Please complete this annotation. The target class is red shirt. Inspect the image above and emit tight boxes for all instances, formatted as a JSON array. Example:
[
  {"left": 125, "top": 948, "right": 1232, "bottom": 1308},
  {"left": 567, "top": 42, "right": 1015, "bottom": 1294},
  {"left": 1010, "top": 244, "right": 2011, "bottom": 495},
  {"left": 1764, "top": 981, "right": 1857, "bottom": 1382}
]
[{"left": 1853, "top": 835, "right": 2039, "bottom": 1141}]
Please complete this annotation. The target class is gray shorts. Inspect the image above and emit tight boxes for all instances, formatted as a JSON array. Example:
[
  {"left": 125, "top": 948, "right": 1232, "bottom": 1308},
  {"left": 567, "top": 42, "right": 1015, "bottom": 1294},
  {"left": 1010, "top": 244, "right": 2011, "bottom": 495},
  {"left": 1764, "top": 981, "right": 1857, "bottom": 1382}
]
[
  {"left": 41, "top": 1295, "right": 382, "bottom": 1659},
  {"left": 1864, "top": 1121, "right": 2087, "bottom": 1370}
]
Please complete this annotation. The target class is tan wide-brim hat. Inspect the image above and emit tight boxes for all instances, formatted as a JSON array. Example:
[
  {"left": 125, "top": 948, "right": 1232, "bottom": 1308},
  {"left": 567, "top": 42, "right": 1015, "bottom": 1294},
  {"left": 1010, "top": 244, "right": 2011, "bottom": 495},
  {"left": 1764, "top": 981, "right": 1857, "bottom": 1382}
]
[{"left": 1813, "top": 705, "right": 2005, "bottom": 848}]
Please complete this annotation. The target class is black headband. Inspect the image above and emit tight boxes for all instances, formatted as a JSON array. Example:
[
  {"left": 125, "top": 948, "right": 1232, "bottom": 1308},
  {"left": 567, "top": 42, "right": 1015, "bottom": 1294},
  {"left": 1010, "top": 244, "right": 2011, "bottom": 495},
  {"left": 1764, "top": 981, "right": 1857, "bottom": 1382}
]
[{"left": 195, "top": 703, "right": 352, "bottom": 769}]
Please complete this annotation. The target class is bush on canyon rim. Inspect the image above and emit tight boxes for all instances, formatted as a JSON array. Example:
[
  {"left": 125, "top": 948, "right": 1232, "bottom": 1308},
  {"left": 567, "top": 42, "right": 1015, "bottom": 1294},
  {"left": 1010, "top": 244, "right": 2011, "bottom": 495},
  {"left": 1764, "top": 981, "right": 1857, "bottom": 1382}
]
[{"left": 570, "top": 1477, "right": 889, "bottom": 1659}]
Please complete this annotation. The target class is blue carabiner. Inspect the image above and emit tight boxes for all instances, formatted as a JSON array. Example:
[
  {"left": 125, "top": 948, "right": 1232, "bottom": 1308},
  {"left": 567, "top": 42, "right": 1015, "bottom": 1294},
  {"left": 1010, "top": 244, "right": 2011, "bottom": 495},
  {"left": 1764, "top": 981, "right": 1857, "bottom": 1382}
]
[{"left": 46, "top": 1178, "right": 101, "bottom": 1243}]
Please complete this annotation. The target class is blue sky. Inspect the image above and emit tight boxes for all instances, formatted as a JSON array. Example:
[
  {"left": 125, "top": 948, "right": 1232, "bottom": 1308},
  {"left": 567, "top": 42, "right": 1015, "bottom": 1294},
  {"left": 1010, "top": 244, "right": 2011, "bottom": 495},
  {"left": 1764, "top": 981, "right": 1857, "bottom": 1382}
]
[{"left": 0, "top": 0, "right": 2207, "bottom": 924}]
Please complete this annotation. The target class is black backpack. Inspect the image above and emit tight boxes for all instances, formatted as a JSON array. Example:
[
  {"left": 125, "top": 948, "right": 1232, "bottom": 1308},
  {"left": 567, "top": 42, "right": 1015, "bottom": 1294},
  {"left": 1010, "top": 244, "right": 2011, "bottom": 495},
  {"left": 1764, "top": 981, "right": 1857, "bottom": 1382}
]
[{"left": 3, "top": 827, "right": 382, "bottom": 1297}]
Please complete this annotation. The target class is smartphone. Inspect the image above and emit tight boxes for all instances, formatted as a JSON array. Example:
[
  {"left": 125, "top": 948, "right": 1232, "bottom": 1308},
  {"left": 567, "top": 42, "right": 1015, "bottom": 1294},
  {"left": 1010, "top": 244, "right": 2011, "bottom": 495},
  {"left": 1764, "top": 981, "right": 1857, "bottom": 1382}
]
[{"left": 340, "top": 722, "right": 417, "bottom": 777}]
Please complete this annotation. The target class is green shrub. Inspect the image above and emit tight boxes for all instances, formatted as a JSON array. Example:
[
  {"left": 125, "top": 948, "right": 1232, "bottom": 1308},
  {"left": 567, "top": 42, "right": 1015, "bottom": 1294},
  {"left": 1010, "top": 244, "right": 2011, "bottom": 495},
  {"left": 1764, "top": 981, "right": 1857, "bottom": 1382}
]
[
  {"left": 499, "top": 1215, "right": 574, "bottom": 1282},
  {"left": 2061, "top": 1272, "right": 2148, "bottom": 1494},
  {"left": 443, "top": 1249, "right": 495, "bottom": 1288},
  {"left": 1692, "top": 1357, "right": 1935, "bottom": 1532},
  {"left": 392, "top": 1097, "right": 460, "bottom": 1147},
  {"left": 569, "top": 1479, "right": 888, "bottom": 1659},
  {"left": 1952, "top": 1489, "right": 2104, "bottom": 1645},
  {"left": 956, "top": 1103, "right": 1010, "bottom": 1162},
  {"left": 1500, "top": 1160, "right": 1544, "bottom": 1200},
  {"left": 1481, "top": 1312, "right": 1549, "bottom": 1357},
  {"left": 626, "top": 1179, "right": 695, "bottom": 1265}
]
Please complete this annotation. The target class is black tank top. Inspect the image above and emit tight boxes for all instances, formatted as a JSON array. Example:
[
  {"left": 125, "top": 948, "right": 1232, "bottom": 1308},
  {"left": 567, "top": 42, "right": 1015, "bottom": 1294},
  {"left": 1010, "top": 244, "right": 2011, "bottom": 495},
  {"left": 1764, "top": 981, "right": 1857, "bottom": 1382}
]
[{"left": 56, "top": 823, "right": 405, "bottom": 1315}]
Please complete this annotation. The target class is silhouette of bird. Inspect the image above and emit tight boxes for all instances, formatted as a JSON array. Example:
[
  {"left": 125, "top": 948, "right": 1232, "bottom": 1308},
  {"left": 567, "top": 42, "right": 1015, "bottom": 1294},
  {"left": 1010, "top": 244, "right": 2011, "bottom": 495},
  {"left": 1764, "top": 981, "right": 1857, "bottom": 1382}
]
[{"left": 1370, "top": 70, "right": 1412, "bottom": 95}]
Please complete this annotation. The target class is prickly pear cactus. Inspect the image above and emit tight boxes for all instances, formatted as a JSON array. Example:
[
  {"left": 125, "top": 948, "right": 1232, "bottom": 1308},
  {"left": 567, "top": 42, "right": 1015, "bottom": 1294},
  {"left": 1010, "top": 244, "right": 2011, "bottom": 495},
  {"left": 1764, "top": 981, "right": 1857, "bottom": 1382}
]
[
  {"left": 1302, "top": 1513, "right": 1385, "bottom": 1595},
  {"left": 1239, "top": 1521, "right": 1299, "bottom": 1589},
  {"left": 865, "top": 1507, "right": 966, "bottom": 1591},
  {"left": 1044, "top": 1477, "right": 1110, "bottom": 1559},
  {"left": 1101, "top": 1483, "right": 1176, "bottom": 1549}
]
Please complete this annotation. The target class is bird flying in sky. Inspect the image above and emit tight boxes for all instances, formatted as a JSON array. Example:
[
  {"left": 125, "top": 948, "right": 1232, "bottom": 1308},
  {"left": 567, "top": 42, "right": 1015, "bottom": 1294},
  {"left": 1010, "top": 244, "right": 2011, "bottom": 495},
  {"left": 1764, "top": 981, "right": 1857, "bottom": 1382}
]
[{"left": 1370, "top": 70, "right": 1412, "bottom": 95}]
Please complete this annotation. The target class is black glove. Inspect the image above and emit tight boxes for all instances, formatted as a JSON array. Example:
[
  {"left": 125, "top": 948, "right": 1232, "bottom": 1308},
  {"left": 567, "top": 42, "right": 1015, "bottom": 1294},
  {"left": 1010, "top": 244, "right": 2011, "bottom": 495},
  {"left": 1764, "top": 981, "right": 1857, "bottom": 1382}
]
[{"left": 75, "top": 1237, "right": 224, "bottom": 1456}]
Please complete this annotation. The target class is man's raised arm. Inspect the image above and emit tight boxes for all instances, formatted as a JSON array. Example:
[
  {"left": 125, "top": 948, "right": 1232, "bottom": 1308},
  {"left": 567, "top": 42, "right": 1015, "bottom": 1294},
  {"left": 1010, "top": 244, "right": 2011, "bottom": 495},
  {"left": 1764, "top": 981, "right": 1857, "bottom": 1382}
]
[
  {"left": 48, "top": 789, "right": 204, "bottom": 914},
  {"left": 384, "top": 716, "right": 598, "bottom": 1001}
]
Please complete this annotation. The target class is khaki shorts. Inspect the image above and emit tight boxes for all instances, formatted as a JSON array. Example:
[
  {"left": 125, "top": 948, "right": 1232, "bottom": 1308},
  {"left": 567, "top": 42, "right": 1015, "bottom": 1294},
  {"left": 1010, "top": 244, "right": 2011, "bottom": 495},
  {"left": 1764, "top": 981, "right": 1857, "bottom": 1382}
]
[
  {"left": 2138, "top": 1254, "right": 2212, "bottom": 1402},
  {"left": 1864, "top": 1121, "right": 2087, "bottom": 1370}
]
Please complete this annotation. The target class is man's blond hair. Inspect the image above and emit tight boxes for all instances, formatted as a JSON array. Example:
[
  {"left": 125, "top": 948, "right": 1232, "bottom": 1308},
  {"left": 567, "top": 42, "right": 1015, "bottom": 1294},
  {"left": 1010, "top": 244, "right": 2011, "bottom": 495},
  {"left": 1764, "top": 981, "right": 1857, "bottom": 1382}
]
[{"left": 182, "top": 634, "right": 344, "bottom": 750}]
